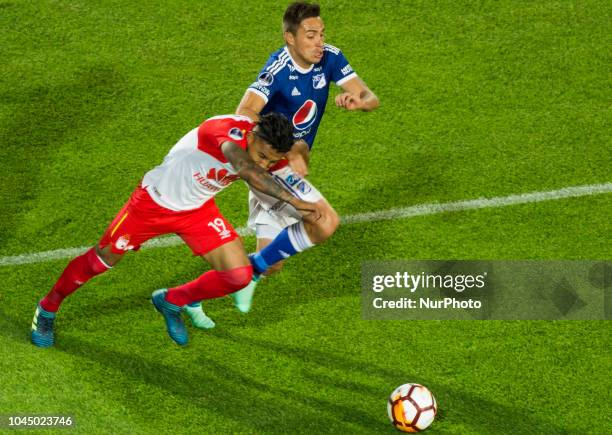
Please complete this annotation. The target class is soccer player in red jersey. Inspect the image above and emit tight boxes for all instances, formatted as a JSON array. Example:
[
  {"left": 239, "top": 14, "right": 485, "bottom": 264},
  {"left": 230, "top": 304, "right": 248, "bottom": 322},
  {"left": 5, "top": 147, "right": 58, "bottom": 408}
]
[{"left": 31, "top": 113, "right": 324, "bottom": 347}]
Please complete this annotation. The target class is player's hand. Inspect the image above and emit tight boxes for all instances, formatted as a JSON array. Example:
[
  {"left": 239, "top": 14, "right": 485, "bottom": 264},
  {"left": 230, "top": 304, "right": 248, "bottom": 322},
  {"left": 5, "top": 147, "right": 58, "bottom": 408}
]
[
  {"left": 335, "top": 92, "right": 362, "bottom": 110},
  {"left": 293, "top": 199, "right": 324, "bottom": 222},
  {"left": 288, "top": 153, "right": 309, "bottom": 177}
]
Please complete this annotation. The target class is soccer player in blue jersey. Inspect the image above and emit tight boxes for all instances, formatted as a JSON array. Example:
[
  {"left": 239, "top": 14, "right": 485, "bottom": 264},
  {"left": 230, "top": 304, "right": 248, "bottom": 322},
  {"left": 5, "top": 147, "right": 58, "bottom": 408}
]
[{"left": 185, "top": 1, "right": 379, "bottom": 327}]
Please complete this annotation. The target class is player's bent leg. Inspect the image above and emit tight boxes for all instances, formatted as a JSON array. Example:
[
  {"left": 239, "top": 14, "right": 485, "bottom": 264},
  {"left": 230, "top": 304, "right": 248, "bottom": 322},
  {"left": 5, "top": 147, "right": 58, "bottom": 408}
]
[
  {"left": 39, "top": 245, "right": 118, "bottom": 313},
  {"left": 226, "top": 200, "right": 339, "bottom": 315},
  {"left": 225, "top": 225, "right": 286, "bottom": 315},
  {"left": 227, "top": 175, "right": 338, "bottom": 315},
  {"left": 32, "top": 245, "right": 118, "bottom": 348},
  {"left": 256, "top": 237, "right": 285, "bottom": 276},
  {"left": 249, "top": 199, "right": 339, "bottom": 277},
  {"left": 227, "top": 231, "right": 284, "bottom": 314},
  {"left": 301, "top": 199, "right": 340, "bottom": 244},
  {"left": 164, "top": 239, "right": 252, "bottom": 334},
  {"left": 226, "top": 237, "right": 277, "bottom": 314},
  {"left": 167, "top": 239, "right": 252, "bottom": 305},
  {"left": 201, "top": 238, "right": 252, "bottom": 273}
]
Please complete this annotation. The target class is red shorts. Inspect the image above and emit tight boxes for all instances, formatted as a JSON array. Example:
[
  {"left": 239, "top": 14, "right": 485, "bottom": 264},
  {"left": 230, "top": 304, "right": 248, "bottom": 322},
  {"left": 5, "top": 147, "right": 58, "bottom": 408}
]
[{"left": 99, "top": 186, "right": 239, "bottom": 256}]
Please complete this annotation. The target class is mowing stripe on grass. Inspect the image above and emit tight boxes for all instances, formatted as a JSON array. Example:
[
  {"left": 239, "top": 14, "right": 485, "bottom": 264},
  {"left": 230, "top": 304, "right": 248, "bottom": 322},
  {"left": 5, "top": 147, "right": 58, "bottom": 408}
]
[{"left": 1, "top": 182, "right": 610, "bottom": 267}]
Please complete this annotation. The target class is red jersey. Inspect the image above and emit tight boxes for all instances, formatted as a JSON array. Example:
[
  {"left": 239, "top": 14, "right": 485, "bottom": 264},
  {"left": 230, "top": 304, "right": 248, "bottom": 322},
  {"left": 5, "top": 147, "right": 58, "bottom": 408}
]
[{"left": 142, "top": 115, "right": 254, "bottom": 211}]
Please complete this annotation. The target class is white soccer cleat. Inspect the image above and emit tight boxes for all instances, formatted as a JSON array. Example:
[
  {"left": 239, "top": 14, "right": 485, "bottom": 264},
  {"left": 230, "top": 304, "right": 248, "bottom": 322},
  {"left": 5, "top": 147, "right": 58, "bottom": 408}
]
[
  {"left": 231, "top": 279, "right": 258, "bottom": 313},
  {"left": 183, "top": 303, "right": 216, "bottom": 329}
]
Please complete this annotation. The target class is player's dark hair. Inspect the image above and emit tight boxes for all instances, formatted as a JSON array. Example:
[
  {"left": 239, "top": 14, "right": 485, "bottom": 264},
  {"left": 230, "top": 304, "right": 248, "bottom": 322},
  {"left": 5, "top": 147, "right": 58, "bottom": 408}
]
[
  {"left": 254, "top": 113, "right": 294, "bottom": 153},
  {"left": 283, "top": 2, "right": 321, "bottom": 35}
]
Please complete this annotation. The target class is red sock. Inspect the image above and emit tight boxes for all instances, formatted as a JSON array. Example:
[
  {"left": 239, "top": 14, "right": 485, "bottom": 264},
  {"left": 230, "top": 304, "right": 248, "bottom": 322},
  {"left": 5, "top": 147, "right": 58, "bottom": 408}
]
[
  {"left": 40, "top": 248, "right": 111, "bottom": 312},
  {"left": 165, "top": 265, "right": 252, "bottom": 306}
]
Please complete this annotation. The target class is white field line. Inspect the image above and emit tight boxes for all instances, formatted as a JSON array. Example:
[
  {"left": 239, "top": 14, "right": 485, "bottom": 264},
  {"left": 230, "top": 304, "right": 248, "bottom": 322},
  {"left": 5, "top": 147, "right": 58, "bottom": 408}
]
[{"left": 1, "top": 182, "right": 610, "bottom": 267}]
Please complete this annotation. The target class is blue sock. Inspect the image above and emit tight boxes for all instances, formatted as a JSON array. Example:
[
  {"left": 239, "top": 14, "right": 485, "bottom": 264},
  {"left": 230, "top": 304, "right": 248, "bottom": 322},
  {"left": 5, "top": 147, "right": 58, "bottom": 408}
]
[{"left": 250, "top": 221, "right": 314, "bottom": 275}]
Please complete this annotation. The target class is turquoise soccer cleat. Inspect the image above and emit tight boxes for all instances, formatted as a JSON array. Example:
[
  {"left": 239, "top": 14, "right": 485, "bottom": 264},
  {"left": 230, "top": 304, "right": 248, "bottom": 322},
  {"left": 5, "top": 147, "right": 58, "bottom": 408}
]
[
  {"left": 230, "top": 278, "right": 259, "bottom": 313},
  {"left": 31, "top": 304, "right": 56, "bottom": 348},
  {"left": 183, "top": 303, "right": 216, "bottom": 329},
  {"left": 151, "top": 289, "right": 188, "bottom": 346}
]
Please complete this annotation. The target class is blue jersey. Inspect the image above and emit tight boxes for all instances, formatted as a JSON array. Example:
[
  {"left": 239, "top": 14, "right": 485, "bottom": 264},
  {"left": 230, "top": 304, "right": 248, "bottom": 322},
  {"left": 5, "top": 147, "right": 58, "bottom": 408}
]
[{"left": 248, "top": 44, "right": 357, "bottom": 148}]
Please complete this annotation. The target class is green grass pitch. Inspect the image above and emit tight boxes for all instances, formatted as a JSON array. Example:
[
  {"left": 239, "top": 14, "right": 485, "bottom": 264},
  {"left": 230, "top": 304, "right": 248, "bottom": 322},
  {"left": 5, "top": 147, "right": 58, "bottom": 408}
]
[{"left": 1, "top": 0, "right": 611, "bottom": 433}]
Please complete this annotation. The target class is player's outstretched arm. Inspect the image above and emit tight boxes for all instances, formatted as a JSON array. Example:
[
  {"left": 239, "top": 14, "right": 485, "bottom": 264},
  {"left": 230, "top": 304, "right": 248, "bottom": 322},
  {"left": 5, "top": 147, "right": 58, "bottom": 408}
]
[
  {"left": 236, "top": 90, "right": 267, "bottom": 123},
  {"left": 285, "top": 139, "right": 310, "bottom": 177},
  {"left": 336, "top": 76, "right": 379, "bottom": 111},
  {"left": 221, "top": 141, "right": 321, "bottom": 220}
]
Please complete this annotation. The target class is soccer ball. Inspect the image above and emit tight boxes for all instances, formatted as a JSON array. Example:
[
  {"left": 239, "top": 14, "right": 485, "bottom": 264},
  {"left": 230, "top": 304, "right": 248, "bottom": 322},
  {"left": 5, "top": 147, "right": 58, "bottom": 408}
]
[{"left": 387, "top": 383, "right": 437, "bottom": 432}]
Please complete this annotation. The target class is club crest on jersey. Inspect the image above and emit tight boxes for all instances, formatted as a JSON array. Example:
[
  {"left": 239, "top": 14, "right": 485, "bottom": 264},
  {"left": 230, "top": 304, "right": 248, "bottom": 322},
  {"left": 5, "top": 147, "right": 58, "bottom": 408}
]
[
  {"left": 258, "top": 71, "right": 274, "bottom": 86},
  {"left": 285, "top": 174, "right": 302, "bottom": 186},
  {"left": 296, "top": 181, "right": 312, "bottom": 194},
  {"left": 292, "top": 99, "right": 318, "bottom": 131},
  {"left": 115, "top": 235, "right": 134, "bottom": 251},
  {"left": 312, "top": 73, "right": 326, "bottom": 89},
  {"left": 228, "top": 127, "right": 244, "bottom": 141}
]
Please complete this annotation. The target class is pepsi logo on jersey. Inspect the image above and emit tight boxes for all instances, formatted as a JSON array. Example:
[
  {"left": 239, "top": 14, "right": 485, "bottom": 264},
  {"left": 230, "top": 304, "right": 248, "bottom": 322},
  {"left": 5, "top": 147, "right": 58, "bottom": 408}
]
[{"left": 292, "top": 99, "right": 318, "bottom": 131}]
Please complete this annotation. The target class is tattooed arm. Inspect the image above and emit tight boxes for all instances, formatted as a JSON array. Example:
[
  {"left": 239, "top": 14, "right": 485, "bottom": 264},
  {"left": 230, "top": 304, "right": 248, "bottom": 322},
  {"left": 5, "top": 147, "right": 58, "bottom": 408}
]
[{"left": 221, "top": 141, "right": 320, "bottom": 219}]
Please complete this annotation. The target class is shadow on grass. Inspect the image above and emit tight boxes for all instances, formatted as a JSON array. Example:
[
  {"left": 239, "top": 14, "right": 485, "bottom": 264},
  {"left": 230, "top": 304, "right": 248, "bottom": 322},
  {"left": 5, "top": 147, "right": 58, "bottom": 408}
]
[
  {"left": 60, "top": 336, "right": 383, "bottom": 432},
  {"left": 0, "top": 307, "right": 575, "bottom": 433},
  {"left": 0, "top": 64, "right": 126, "bottom": 250},
  {"left": 207, "top": 330, "right": 574, "bottom": 434}
]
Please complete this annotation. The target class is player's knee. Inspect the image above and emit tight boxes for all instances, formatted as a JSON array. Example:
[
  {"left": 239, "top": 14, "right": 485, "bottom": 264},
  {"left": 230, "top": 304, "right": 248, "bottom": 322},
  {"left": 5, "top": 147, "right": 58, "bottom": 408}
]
[
  {"left": 326, "top": 207, "right": 340, "bottom": 235},
  {"left": 311, "top": 206, "right": 340, "bottom": 243},
  {"left": 219, "top": 265, "right": 253, "bottom": 292},
  {"left": 95, "top": 244, "right": 123, "bottom": 267}
]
